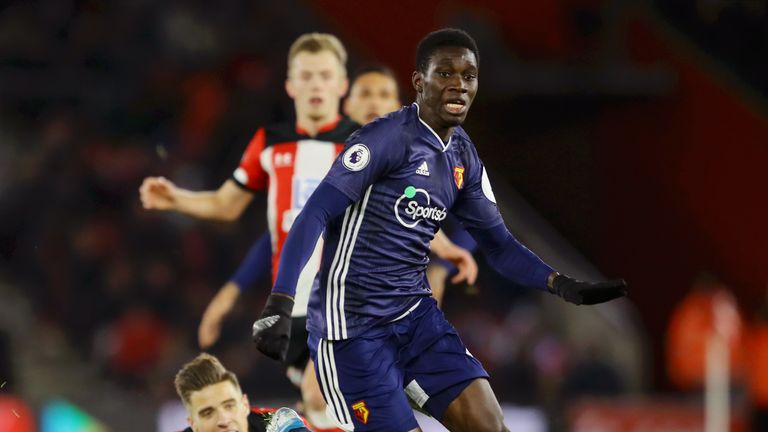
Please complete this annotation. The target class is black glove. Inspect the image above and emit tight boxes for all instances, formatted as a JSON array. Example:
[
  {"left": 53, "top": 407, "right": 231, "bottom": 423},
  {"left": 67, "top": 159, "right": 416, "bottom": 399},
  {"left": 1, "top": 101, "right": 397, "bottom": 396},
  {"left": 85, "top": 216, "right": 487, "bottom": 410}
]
[
  {"left": 252, "top": 294, "right": 294, "bottom": 361},
  {"left": 549, "top": 274, "right": 627, "bottom": 305}
]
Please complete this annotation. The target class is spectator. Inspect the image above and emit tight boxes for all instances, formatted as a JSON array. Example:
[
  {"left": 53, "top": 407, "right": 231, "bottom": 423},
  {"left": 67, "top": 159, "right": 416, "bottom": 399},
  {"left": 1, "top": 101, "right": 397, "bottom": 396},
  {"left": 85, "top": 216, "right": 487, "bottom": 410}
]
[
  {"left": 745, "top": 287, "right": 768, "bottom": 431},
  {"left": 666, "top": 273, "right": 744, "bottom": 391}
]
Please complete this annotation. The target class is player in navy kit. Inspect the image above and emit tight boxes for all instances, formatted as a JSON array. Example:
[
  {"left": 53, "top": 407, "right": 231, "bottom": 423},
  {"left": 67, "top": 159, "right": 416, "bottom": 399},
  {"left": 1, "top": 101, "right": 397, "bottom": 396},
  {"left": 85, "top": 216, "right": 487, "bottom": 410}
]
[
  {"left": 186, "top": 60, "right": 476, "bottom": 431},
  {"left": 253, "top": 29, "right": 627, "bottom": 431}
]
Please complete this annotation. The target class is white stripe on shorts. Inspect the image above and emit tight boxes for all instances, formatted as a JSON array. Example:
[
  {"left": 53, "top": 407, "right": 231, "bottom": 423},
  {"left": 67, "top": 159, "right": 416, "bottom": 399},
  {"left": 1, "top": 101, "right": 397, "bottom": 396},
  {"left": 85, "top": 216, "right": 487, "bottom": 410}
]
[{"left": 317, "top": 339, "right": 354, "bottom": 430}]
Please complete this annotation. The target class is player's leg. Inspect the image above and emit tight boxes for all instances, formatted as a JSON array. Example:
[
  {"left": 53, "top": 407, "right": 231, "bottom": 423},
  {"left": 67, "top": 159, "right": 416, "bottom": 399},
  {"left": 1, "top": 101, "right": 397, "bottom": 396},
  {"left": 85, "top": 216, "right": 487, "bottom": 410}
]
[
  {"left": 308, "top": 331, "right": 422, "bottom": 432},
  {"left": 400, "top": 298, "right": 505, "bottom": 431},
  {"left": 440, "top": 378, "right": 507, "bottom": 432},
  {"left": 300, "top": 359, "right": 340, "bottom": 430},
  {"left": 284, "top": 317, "right": 339, "bottom": 430}
]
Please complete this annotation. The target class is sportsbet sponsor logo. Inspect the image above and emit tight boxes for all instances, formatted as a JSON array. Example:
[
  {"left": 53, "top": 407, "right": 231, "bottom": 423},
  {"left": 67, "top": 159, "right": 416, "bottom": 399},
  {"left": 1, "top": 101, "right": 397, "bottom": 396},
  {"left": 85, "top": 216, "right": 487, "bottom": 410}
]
[{"left": 394, "top": 185, "right": 447, "bottom": 228}]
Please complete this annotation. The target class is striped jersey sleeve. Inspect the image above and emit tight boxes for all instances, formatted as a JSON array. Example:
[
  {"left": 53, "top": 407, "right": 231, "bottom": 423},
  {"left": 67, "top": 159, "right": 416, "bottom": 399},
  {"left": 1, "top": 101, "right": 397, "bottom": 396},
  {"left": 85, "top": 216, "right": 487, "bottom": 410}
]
[{"left": 232, "top": 127, "right": 268, "bottom": 191}]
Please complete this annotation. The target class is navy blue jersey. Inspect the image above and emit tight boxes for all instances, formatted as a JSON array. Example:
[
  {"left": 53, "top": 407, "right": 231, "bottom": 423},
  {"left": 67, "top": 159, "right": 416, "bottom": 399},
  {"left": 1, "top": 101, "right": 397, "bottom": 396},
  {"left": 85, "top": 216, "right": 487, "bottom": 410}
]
[{"left": 308, "top": 104, "right": 506, "bottom": 339}]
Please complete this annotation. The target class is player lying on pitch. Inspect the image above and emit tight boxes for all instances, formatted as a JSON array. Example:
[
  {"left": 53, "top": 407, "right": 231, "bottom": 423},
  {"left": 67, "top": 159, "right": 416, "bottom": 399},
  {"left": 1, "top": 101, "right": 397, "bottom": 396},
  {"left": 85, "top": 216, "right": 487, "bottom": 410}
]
[{"left": 174, "top": 353, "right": 309, "bottom": 432}]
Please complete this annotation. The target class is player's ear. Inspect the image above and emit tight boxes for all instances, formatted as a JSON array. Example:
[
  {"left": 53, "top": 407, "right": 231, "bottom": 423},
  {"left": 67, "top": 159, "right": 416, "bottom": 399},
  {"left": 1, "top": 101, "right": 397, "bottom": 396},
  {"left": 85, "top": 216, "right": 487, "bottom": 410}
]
[
  {"left": 285, "top": 78, "right": 296, "bottom": 99},
  {"left": 342, "top": 97, "right": 351, "bottom": 116},
  {"left": 340, "top": 77, "right": 349, "bottom": 98},
  {"left": 412, "top": 71, "right": 423, "bottom": 93},
  {"left": 242, "top": 394, "right": 250, "bottom": 411}
]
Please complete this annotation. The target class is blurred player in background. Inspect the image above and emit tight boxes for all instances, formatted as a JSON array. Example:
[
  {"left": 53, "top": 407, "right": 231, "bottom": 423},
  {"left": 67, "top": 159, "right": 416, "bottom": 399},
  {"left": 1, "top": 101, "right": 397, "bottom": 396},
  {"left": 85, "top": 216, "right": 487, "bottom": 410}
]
[
  {"left": 343, "top": 65, "right": 401, "bottom": 125},
  {"left": 141, "top": 35, "right": 476, "bottom": 430},
  {"left": 253, "top": 28, "right": 627, "bottom": 431},
  {"left": 175, "top": 353, "right": 310, "bottom": 432}
]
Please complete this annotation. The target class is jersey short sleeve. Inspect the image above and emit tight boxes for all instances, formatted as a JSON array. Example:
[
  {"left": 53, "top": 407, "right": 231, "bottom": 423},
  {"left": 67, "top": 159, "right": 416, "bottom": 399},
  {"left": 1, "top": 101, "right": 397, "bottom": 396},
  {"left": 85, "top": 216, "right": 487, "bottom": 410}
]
[
  {"left": 451, "top": 141, "right": 504, "bottom": 229},
  {"left": 232, "top": 127, "right": 268, "bottom": 191},
  {"left": 322, "top": 118, "right": 407, "bottom": 202}
]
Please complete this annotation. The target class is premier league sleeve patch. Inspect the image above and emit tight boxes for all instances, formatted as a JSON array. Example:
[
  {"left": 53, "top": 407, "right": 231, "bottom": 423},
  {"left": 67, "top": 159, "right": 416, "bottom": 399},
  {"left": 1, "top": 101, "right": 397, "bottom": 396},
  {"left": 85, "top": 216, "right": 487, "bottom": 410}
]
[{"left": 342, "top": 143, "right": 371, "bottom": 171}]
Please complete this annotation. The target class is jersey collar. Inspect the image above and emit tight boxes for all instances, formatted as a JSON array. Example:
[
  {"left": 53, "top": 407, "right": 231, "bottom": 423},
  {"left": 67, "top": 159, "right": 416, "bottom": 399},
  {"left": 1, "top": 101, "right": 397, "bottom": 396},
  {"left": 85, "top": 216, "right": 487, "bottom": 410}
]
[
  {"left": 414, "top": 103, "right": 452, "bottom": 152},
  {"left": 296, "top": 114, "right": 342, "bottom": 136}
]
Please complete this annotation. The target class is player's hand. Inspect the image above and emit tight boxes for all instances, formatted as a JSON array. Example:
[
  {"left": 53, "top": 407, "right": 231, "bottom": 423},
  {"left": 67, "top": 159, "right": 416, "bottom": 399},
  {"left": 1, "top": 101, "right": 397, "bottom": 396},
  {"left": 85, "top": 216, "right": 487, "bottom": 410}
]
[
  {"left": 198, "top": 283, "right": 241, "bottom": 349},
  {"left": 550, "top": 274, "right": 627, "bottom": 305},
  {"left": 252, "top": 294, "right": 293, "bottom": 361},
  {"left": 139, "top": 176, "right": 177, "bottom": 210},
  {"left": 429, "top": 231, "right": 478, "bottom": 286},
  {"left": 436, "top": 246, "right": 478, "bottom": 286}
]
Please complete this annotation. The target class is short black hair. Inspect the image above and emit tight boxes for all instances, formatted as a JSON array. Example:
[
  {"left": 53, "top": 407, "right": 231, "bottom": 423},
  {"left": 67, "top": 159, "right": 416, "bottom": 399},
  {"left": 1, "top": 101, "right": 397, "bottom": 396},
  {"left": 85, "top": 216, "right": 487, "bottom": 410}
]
[
  {"left": 415, "top": 28, "right": 479, "bottom": 73},
  {"left": 352, "top": 64, "right": 396, "bottom": 82}
]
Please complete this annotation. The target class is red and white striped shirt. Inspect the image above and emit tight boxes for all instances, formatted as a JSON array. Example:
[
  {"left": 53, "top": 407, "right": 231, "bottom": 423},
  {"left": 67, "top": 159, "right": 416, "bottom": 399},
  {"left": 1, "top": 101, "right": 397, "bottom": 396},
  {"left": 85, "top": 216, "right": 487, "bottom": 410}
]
[{"left": 232, "top": 116, "right": 359, "bottom": 316}]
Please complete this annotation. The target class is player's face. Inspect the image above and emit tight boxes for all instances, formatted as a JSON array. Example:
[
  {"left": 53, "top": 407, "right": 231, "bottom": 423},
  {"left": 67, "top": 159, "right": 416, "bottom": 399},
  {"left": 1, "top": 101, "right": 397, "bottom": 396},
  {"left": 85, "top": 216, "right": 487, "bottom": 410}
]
[
  {"left": 286, "top": 50, "right": 349, "bottom": 121},
  {"left": 186, "top": 381, "right": 250, "bottom": 432},
  {"left": 413, "top": 46, "right": 478, "bottom": 130},
  {"left": 344, "top": 72, "right": 401, "bottom": 125}
]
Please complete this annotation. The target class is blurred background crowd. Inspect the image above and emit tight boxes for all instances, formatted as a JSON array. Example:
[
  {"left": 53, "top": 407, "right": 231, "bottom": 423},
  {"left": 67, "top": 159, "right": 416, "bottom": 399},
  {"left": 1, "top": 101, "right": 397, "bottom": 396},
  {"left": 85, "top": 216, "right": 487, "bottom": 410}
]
[{"left": 0, "top": 0, "right": 766, "bottom": 431}]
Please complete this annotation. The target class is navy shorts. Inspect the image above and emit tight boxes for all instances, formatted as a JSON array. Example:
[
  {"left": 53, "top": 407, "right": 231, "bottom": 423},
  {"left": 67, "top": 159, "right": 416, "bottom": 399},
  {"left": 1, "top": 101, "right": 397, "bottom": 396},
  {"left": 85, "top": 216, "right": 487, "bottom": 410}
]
[{"left": 308, "top": 298, "right": 488, "bottom": 431}]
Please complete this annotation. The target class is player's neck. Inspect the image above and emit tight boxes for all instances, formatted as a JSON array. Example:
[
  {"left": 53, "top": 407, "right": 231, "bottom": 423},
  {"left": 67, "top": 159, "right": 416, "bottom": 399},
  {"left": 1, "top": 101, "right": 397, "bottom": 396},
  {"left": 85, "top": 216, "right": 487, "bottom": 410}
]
[
  {"left": 296, "top": 112, "right": 338, "bottom": 137},
  {"left": 432, "top": 125, "right": 453, "bottom": 143},
  {"left": 416, "top": 105, "right": 453, "bottom": 143}
]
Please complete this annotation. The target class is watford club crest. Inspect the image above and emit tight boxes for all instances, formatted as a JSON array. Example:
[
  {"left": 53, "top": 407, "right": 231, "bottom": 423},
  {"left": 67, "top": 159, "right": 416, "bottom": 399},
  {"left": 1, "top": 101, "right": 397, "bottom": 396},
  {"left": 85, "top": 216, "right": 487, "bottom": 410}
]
[
  {"left": 352, "top": 401, "right": 369, "bottom": 424},
  {"left": 453, "top": 166, "right": 465, "bottom": 189}
]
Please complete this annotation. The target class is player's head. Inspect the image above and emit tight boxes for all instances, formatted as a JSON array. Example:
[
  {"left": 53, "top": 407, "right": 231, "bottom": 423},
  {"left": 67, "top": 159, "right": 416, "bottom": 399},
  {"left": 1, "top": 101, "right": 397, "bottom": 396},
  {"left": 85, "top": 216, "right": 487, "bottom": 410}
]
[
  {"left": 412, "top": 28, "right": 479, "bottom": 129},
  {"left": 343, "top": 65, "right": 401, "bottom": 125},
  {"left": 286, "top": 33, "right": 349, "bottom": 122},
  {"left": 175, "top": 353, "right": 250, "bottom": 432}
]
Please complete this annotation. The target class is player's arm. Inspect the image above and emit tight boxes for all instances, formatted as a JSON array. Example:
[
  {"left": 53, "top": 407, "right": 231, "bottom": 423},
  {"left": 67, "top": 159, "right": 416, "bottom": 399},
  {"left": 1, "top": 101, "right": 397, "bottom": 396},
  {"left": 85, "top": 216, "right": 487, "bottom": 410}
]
[
  {"left": 466, "top": 216, "right": 627, "bottom": 305},
  {"left": 140, "top": 177, "right": 252, "bottom": 221},
  {"left": 253, "top": 121, "right": 405, "bottom": 361},
  {"left": 454, "top": 159, "right": 626, "bottom": 305},
  {"left": 198, "top": 232, "right": 272, "bottom": 349},
  {"left": 140, "top": 128, "right": 267, "bottom": 221},
  {"left": 198, "top": 281, "right": 240, "bottom": 349},
  {"left": 252, "top": 182, "right": 353, "bottom": 360},
  {"left": 464, "top": 222, "right": 553, "bottom": 289},
  {"left": 429, "top": 229, "right": 477, "bottom": 285}
]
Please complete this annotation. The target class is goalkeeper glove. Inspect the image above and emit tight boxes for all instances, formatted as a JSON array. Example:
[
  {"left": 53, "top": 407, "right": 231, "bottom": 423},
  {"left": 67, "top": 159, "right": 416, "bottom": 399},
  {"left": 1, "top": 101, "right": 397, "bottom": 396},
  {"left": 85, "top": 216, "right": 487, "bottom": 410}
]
[
  {"left": 548, "top": 273, "right": 627, "bottom": 305},
  {"left": 252, "top": 294, "right": 293, "bottom": 361}
]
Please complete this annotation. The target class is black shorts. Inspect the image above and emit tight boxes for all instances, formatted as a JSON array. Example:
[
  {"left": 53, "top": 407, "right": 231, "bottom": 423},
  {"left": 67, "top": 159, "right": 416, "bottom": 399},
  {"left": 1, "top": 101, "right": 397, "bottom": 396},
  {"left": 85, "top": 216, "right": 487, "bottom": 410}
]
[{"left": 284, "top": 316, "right": 310, "bottom": 370}]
